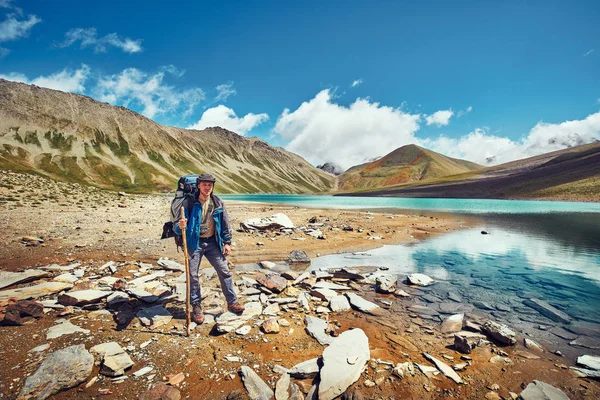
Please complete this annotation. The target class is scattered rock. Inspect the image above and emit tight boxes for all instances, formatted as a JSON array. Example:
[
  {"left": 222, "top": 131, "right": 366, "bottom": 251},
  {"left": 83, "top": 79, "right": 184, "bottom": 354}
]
[
  {"left": 260, "top": 261, "right": 276, "bottom": 270},
  {"left": 482, "top": 320, "right": 516, "bottom": 346},
  {"left": 47, "top": 320, "right": 90, "bottom": 339},
  {"left": 239, "top": 366, "right": 274, "bottom": 400},
  {"left": 375, "top": 275, "right": 397, "bottom": 294},
  {"left": 523, "top": 298, "right": 571, "bottom": 324},
  {"left": 289, "top": 358, "right": 320, "bottom": 379},
  {"left": 407, "top": 274, "right": 434, "bottom": 286},
  {"left": 256, "top": 273, "right": 288, "bottom": 293},
  {"left": 392, "top": 362, "right": 414, "bottom": 379},
  {"left": 441, "top": 314, "right": 464, "bottom": 333},
  {"left": 0, "top": 269, "right": 49, "bottom": 290},
  {"left": 329, "top": 295, "right": 351, "bottom": 312},
  {"left": 58, "top": 290, "right": 112, "bottom": 306},
  {"left": 137, "top": 305, "right": 173, "bottom": 328},
  {"left": 17, "top": 344, "right": 93, "bottom": 400},
  {"left": 518, "top": 380, "right": 570, "bottom": 400},
  {"left": 156, "top": 258, "right": 185, "bottom": 272},
  {"left": 524, "top": 338, "right": 544, "bottom": 352},
  {"left": 262, "top": 318, "right": 280, "bottom": 334},
  {"left": 344, "top": 292, "right": 381, "bottom": 315},
  {"left": 423, "top": 353, "right": 462, "bottom": 384},
  {"left": 305, "top": 315, "right": 334, "bottom": 345},
  {"left": 288, "top": 250, "right": 310, "bottom": 264},
  {"left": 275, "top": 373, "right": 291, "bottom": 400},
  {"left": 319, "top": 329, "right": 370, "bottom": 400},
  {"left": 241, "top": 214, "right": 294, "bottom": 231},
  {"left": 454, "top": 334, "right": 479, "bottom": 354},
  {"left": 0, "top": 281, "right": 73, "bottom": 301},
  {"left": 577, "top": 355, "right": 600, "bottom": 371}
]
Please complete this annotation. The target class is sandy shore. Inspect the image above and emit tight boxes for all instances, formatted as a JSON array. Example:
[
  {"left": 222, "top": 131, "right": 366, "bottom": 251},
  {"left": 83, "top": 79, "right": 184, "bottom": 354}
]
[{"left": 1, "top": 171, "right": 598, "bottom": 399}]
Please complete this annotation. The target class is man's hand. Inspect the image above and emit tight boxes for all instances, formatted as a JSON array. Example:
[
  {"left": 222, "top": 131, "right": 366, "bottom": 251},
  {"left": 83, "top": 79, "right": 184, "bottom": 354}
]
[
  {"left": 223, "top": 243, "right": 231, "bottom": 257},
  {"left": 178, "top": 217, "right": 187, "bottom": 230}
]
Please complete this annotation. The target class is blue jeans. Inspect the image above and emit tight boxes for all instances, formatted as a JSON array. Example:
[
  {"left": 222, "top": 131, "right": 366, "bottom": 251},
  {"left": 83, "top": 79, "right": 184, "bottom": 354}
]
[{"left": 188, "top": 237, "right": 237, "bottom": 306}]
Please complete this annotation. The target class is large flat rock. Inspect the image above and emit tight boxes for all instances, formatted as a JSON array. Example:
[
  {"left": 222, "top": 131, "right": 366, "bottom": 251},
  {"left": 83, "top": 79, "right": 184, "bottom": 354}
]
[
  {"left": 577, "top": 355, "right": 600, "bottom": 371},
  {"left": 518, "top": 380, "right": 570, "bottom": 400},
  {"left": 289, "top": 358, "right": 320, "bottom": 379},
  {"left": 58, "top": 290, "right": 112, "bottom": 306},
  {"left": 137, "top": 305, "right": 173, "bottom": 328},
  {"left": 0, "top": 269, "right": 49, "bottom": 290},
  {"left": 239, "top": 366, "right": 274, "bottom": 400},
  {"left": 47, "top": 320, "right": 90, "bottom": 340},
  {"left": 523, "top": 298, "right": 571, "bottom": 324},
  {"left": 423, "top": 353, "right": 462, "bottom": 384},
  {"left": 344, "top": 292, "right": 381, "bottom": 315},
  {"left": 17, "top": 344, "right": 93, "bottom": 400},
  {"left": 329, "top": 295, "right": 351, "bottom": 312},
  {"left": 0, "top": 282, "right": 73, "bottom": 301},
  {"left": 482, "top": 320, "right": 516, "bottom": 346},
  {"left": 241, "top": 213, "right": 294, "bottom": 231},
  {"left": 318, "top": 328, "right": 370, "bottom": 400},
  {"left": 305, "top": 315, "right": 334, "bottom": 345},
  {"left": 157, "top": 257, "right": 185, "bottom": 272}
]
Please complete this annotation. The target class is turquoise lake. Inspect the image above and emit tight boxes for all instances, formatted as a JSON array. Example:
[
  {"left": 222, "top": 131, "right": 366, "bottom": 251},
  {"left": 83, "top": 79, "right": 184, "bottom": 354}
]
[{"left": 223, "top": 194, "right": 600, "bottom": 353}]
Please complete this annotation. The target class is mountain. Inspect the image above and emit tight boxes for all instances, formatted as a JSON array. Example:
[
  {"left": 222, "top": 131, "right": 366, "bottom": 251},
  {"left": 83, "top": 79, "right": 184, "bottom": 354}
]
[
  {"left": 316, "top": 162, "right": 344, "bottom": 175},
  {"left": 340, "top": 141, "right": 600, "bottom": 201},
  {"left": 338, "top": 144, "right": 482, "bottom": 191},
  {"left": 0, "top": 79, "right": 335, "bottom": 193}
]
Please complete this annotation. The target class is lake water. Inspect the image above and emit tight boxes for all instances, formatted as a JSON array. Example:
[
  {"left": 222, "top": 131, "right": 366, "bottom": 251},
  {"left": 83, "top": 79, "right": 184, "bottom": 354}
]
[{"left": 224, "top": 194, "right": 600, "bottom": 354}]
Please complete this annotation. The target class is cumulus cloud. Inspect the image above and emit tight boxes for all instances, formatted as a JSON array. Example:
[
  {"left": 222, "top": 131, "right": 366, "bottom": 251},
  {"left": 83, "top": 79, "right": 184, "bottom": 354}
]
[
  {"left": 215, "top": 82, "right": 236, "bottom": 102},
  {"left": 351, "top": 79, "right": 363, "bottom": 87},
  {"left": 188, "top": 105, "right": 269, "bottom": 135},
  {"left": 0, "top": 64, "right": 90, "bottom": 93},
  {"left": 0, "top": 13, "right": 40, "bottom": 42},
  {"left": 426, "top": 112, "right": 600, "bottom": 165},
  {"left": 94, "top": 67, "right": 204, "bottom": 118},
  {"left": 274, "top": 89, "right": 421, "bottom": 169},
  {"left": 58, "top": 27, "right": 143, "bottom": 53},
  {"left": 425, "top": 109, "right": 454, "bottom": 126}
]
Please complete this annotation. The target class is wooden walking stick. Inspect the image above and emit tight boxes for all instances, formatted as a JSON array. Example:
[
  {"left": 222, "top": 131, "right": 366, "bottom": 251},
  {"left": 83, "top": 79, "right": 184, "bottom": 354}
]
[{"left": 180, "top": 206, "right": 191, "bottom": 337}]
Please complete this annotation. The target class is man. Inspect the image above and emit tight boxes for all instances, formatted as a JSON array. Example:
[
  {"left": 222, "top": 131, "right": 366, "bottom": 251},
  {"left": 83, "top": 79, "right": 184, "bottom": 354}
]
[{"left": 174, "top": 173, "right": 244, "bottom": 324}]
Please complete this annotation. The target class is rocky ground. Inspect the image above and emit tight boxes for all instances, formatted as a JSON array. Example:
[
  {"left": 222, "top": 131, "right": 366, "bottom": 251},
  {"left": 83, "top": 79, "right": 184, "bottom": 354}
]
[{"left": 1, "top": 170, "right": 599, "bottom": 400}]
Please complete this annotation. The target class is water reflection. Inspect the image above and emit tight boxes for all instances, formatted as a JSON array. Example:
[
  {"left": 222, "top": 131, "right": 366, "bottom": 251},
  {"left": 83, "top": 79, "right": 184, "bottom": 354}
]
[{"left": 311, "top": 214, "right": 600, "bottom": 323}]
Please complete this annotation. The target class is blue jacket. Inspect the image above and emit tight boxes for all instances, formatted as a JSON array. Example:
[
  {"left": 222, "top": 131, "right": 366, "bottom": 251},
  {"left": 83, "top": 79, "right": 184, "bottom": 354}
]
[{"left": 173, "top": 193, "right": 232, "bottom": 254}]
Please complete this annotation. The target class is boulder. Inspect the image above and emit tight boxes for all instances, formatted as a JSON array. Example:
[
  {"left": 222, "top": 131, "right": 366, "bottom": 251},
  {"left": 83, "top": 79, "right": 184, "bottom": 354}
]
[
  {"left": 256, "top": 274, "right": 288, "bottom": 293},
  {"left": 305, "top": 315, "right": 334, "bottom": 345},
  {"left": 0, "top": 282, "right": 73, "bottom": 301},
  {"left": 454, "top": 334, "right": 479, "bottom": 354},
  {"left": 482, "top": 320, "right": 517, "bottom": 346},
  {"left": 344, "top": 292, "right": 381, "bottom": 315},
  {"left": 138, "top": 382, "right": 181, "bottom": 400},
  {"left": 318, "top": 329, "right": 370, "bottom": 400},
  {"left": 17, "top": 344, "right": 93, "bottom": 400},
  {"left": 407, "top": 274, "right": 434, "bottom": 286},
  {"left": 0, "top": 269, "right": 49, "bottom": 290},
  {"left": 289, "top": 358, "right": 320, "bottom": 379},
  {"left": 441, "top": 314, "right": 464, "bottom": 333},
  {"left": 523, "top": 299, "right": 571, "bottom": 324},
  {"left": 288, "top": 250, "right": 310, "bottom": 264},
  {"left": 518, "top": 380, "right": 570, "bottom": 400},
  {"left": 239, "top": 366, "right": 274, "bottom": 400},
  {"left": 375, "top": 275, "right": 397, "bottom": 294},
  {"left": 241, "top": 213, "right": 294, "bottom": 231},
  {"left": 58, "top": 290, "right": 112, "bottom": 306},
  {"left": 137, "top": 305, "right": 173, "bottom": 328}
]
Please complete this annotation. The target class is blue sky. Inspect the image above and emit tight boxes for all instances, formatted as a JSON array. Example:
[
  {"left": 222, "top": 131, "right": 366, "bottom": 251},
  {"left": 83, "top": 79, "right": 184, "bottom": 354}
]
[{"left": 1, "top": 0, "right": 599, "bottom": 168}]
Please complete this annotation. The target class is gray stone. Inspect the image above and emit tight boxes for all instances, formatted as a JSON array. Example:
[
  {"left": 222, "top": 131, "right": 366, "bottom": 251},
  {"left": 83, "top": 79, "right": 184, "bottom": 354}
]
[
  {"left": 128, "top": 272, "right": 166, "bottom": 288},
  {"left": 310, "top": 288, "right": 338, "bottom": 301},
  {"left": 0, "top": 282, "right": 73, "bottom": 301},
  {"left": 566, "top": 321, "right": 600, "bottom": 337},
  {"left": 137, "top": 305, "right": 173, "bottom": 328},
  {"left": 305, "top": 315, "right": 334, "bottom": 345},
  {"left": 289, "top": 358, "right": 320, "bottom": 379},
  {"left": 441, "top": 314, "right": 464, "bottom": 333},
  {"left": 523, "top": 299, "right": 571, "bottom": 324},
  {"left": 102, "top": 351, "right": 134, "bottom": 377},
  {"left": 262, "top": 318, "right": 280, "bottom": 334},
  {"left": 329, "top": 295, "right": 351, "bottom": 312},
  {"left": 241, "top": 213, "right": 294, "bottom": 231},
  {"left": 240, "top": 365, "right": 274, "bottom": 400},
  {"left": 0, "top": 269, "right": 49, "bottom": 290},
  {"left": 576, "top": 355, "right": 600, "bottom": 371},
  {"left": 256, "top": 273, "right": 288, "bottom": 293},
  {"left": 570, "top": 367, "right": 600, "bottom": 379},
  {"left": 260, "top": 261, "right": 276, "bottom": 270},
  {"left": 344, "top": 292, "right": 381, "bottom": 315},
  {"left": 47, "top": 320, "right": 90, "bottom": 339},
  {"left": 288, "top": 250, "right": 310, "bottom": 264},
  {"left": 52, "top": 273, "right": 79, "bottom": 284},
  {"left": 570, "top": 336, "right": 600, "bottom": 349},
  {"left": 454, "top": 334, "right": 478, "bottom": 354},
  {"left": 58, "top": 290, "right": 112, "bottom": 306},
  {"left": 106, "top": 291, "right": 130, "bottom": 308},
  {"left": 407, "top": 305, "right": 439, "bottom": 316},
  {"left": 216, "top": 302, "right": 262, "bottom": 333},
  {"left": 518, "top": 380, "right": 570, "bottom": 400},
  {"left": 17, "top": 344, "right": 93, "bottom": 400},
  {"left": 263, "top": 303, "right": 281, "bottom": 316},
  {"left": 319, "top": 329, "right": 370, "bottom": 400},
  {"left": 375, "top": 275, "right": 397, "bottom": 294},
  {"left": 549, "top": 326, "right": 578, "bottom": 340},
  {"left": 312, "top": 282, "right": 351, "bottom": 291},
  {"left": 127, "top": 288, "right": 158, "bottom": 303},
  {"left": 482, "top": 320, "right": 516, "bottom": 346},
  {"left": 423, "top": 353, "right": 462, "bottom": 384},
  {"left": 524, "top": 338, "right": 544, "bottom": 352},
  {"left": 29, "top": 344, "right": 50, "bottom": 353},
  {"left": 156, "top": 257, "right": 185, "bottom": 272},
  {"left": 473, "top": 301, "right": 495, "bottom": 311},
  {"left": 275, "top": 373, "right": 291, "bottom": 400},
  {"left": 407, "top": 273, "right": 434, "bottom": 286},
  {"left": 447, "top": 292, "right": 462, "bottom": 302},
  {"left": 90, "top": 342, "right": 124, "bottom": 358}
]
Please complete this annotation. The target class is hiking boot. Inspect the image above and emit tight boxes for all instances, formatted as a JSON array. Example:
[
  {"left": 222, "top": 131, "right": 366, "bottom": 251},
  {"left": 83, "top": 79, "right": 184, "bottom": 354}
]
[
  {"left": 228, "top": 302, "right": 245, "bottom": 315},
  {"left": 191, "top": 303, "right": 204, "bottom": 325}
]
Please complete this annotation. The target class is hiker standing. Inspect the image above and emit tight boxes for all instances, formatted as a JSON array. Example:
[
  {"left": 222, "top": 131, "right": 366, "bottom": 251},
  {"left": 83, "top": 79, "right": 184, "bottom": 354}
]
[{"left": 174, "top": 173, "right": 244, "bottom": 324}]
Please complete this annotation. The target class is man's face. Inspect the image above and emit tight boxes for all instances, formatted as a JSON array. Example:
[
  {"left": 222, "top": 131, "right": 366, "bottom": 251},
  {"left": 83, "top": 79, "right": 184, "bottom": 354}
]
[{"left": 198, "top": 181, "right": 213, "bottom": 197}]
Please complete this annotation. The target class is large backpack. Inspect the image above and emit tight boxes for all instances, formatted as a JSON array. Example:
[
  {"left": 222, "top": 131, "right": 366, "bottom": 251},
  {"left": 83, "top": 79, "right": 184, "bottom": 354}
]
[{"left": 161, "top": 174, "right": 199, "bottom": 251}]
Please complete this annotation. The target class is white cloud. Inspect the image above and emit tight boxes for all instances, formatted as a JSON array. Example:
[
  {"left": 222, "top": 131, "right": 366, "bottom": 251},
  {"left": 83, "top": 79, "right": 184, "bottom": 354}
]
[
  {"left": 0, "top": 46, "right": 9, "bottom": 57},
  {"left": 583, "top": 49, "right": 594, "bottom": 57},
  {"left": 351, "top": 79, "right": 363, "bottom": 87},
  {"left": 94, "top": 67, "right": 204, "bottom": 119},
  {"left": 0, "top": 13, "right": 40, "bottom": 42},
  {"left": 215, "top": 82, "right": 236, "bottom": 102},
  {"left": 425, "top": 109, "right": 454, "bottom": 126},
  {"left": 188, "top": 105, "right": 269, "bottom": 135},
  {"left": 58, "top": 27, "right": 143, "bottom": 53},
  {"left": 426, "top": 112, "right": 600, "bottom": 165},
  {"left": 457, "top": 105, "right": 472, "bottom": 117},
  {"left": 0, "top": 64, "right": 90, "bottom": 93},
  {"left": 274, "top": 89, "right": 421, "bottom": 169}
]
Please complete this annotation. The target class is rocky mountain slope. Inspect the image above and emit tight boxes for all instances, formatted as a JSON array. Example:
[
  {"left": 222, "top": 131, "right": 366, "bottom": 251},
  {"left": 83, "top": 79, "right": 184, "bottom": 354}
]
[
  {"left": 339, "top": 144, "right": 482, "bottom": 191},
  {"left": 342, "top": 141, "right": 600, "bottom": 201},
  {"left": 0, "top": 79, "right": 335, "bottom": 193}
]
